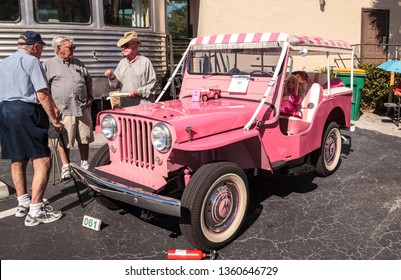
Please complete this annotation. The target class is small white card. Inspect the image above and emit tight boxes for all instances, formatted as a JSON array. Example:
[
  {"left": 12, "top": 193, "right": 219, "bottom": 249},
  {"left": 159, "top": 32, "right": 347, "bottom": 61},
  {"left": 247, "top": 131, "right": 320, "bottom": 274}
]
[
  {"left": 192, "top": 89, "right": 200, "bottom": 102},
  {"left": 228, "top": 76, "right": 250, "bottom": 93},
  {"left": 82, "top": 215, "right": 102, "bottom": 231}
]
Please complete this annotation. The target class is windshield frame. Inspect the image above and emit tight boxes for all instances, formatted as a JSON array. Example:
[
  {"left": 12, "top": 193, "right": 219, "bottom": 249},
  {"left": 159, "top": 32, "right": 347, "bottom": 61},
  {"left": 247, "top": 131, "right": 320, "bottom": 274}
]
[{"left": 187, "top": 43, "right": 284, "bottom": 77}]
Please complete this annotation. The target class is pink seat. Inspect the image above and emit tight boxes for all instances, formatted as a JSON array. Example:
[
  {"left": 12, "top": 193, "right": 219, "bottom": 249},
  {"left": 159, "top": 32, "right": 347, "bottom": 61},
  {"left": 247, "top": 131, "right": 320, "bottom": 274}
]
[
  {"left": 322, "top": 78, "right": 344, "bottom": 89},
  {"left": 302, "top": 83, "right": 323, "bottom": 122},
  {"left": 279, "top": 83, "right": 323, "bottom": 135}
]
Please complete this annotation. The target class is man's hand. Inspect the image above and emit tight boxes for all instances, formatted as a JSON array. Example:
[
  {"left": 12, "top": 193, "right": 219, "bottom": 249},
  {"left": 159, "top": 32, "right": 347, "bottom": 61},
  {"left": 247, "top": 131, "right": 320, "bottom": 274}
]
[
  {"left": 128, "top": 90, "right": 139, "bottom": 97},
  {"left": 86, "top": 95, "right": 94, "bottom": 107},
  {"left": 51, "top": 119, "right": 65, "bottom": 132},
  {"left": 104, "top": 69, "right": 115, "bottom": 80}
]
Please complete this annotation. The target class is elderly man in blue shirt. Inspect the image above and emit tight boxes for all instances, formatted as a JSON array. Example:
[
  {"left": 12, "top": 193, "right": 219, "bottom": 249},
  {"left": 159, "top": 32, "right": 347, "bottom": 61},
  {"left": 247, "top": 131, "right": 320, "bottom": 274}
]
[{"left": 0, "top": 31, "right": 64, "bottom": 226}]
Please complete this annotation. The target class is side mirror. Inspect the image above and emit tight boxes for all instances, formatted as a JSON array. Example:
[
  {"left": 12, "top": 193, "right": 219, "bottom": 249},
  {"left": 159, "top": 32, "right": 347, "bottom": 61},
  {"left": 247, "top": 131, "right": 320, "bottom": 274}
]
[{"left": 299, "top": 48, "right": 308, "bottom": 57}]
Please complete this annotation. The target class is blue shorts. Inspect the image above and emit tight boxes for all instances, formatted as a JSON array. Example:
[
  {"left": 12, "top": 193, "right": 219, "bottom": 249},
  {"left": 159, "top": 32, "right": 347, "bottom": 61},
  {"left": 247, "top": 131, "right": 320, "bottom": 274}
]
[{"left": 0, "top": 101, "right": 50, "bottom": 161}]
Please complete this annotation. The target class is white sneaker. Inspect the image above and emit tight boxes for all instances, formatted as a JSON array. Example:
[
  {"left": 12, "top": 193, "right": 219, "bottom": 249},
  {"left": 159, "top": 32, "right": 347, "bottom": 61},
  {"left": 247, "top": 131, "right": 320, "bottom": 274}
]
[
  {"left": 24, "top": 204, "right": 63, "bottom": 227},
  {"left": 61, "top": 164, "right": 72, "bottom": 180},
  {"left": 15, "top": 199, "right": 50, "bottom": 218},
  {"left": 81, "top": 161, "right": 90, "bottom": 170},
  {"left": 15, "top": 205, "right": 29, "bottom": 218}
]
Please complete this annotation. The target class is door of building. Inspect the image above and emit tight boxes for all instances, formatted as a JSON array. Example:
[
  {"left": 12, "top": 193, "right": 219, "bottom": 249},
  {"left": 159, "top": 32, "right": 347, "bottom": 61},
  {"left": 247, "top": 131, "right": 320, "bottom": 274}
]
[{"left": 361, "top": 9, "right": 389, "bottom": 63}]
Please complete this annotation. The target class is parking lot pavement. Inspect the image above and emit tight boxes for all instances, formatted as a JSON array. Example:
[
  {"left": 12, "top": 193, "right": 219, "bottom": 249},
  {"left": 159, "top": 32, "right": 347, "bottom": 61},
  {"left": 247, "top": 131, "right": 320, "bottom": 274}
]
[{"left": 0, "top": 125, "right": 401, "bottom": 260}]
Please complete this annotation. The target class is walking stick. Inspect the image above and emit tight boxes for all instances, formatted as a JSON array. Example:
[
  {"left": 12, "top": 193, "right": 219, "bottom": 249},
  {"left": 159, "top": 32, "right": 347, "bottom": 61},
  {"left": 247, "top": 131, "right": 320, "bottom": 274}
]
[
  {"left": 48, "top": 126, "right": 61, "bottom": 185},
  {"left": 58, "top": 133, "right": 84, "bottom": 207}
]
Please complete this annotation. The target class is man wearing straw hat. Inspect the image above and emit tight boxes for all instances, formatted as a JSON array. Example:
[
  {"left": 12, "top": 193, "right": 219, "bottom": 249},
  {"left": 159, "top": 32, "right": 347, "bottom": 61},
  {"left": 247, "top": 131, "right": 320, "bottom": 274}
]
[{"left": 104, "top": 31, "right": 157, "bottom": 106}]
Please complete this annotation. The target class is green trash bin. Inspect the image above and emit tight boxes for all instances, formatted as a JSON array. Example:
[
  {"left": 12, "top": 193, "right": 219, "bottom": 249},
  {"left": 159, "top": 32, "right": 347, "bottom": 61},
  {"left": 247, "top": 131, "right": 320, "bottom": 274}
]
[{"left": 336, "top": 68, "right": 366, "bottom": 121}]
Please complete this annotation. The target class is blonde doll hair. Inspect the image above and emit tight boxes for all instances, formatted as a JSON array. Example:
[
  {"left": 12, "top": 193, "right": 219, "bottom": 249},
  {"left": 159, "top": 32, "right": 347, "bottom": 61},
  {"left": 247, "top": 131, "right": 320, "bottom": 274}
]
[
  {"left": 284, "top": 74, "right": 307, "bottom": 97},
  {"left": 284, "top": 74, "right": 300, "bottom": 97}
]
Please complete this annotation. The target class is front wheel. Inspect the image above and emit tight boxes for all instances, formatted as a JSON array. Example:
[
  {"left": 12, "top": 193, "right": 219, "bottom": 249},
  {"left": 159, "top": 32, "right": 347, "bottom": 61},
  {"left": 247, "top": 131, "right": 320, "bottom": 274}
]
[
  {"left": 312, "top": 122, "right": 342, "bottom": 177},
  {"left": 89, "top": 143, "right": 110, "bottom": 167},
  {"left": 180, "top": 162, "right": 249, "bottom": 250}
]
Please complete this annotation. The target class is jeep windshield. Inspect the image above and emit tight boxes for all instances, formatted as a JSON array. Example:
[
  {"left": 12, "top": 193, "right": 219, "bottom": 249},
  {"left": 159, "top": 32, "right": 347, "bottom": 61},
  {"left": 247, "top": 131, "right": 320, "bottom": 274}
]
[{"left": 187, "top": 44, "right": 283, "bottom": 77}]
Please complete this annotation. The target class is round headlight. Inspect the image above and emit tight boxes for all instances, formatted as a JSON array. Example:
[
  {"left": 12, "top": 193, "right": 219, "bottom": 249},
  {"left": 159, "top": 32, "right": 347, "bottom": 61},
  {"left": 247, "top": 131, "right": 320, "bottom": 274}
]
[
  {"left": 151, "top": 123, "right": 172, "bottom": 153},
  {"left": 101, "top": 114, "right": 117, "bottom": 140}
]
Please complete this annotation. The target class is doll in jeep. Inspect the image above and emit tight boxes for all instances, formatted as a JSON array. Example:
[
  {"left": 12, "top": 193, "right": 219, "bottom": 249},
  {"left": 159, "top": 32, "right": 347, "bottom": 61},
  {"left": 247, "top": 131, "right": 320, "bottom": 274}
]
[{"left": 280, "top": 74, "right": 305, "bottom": 118}]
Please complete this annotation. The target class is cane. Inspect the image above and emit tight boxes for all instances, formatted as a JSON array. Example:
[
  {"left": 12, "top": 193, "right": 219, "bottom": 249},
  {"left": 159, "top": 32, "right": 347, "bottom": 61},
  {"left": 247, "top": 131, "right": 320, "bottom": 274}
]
[
  {"left": 58, "top": 132, "right": 84, "bottom": 207},
  {"left": 48, "top": 125, "right": 62, "bottom": 185}
]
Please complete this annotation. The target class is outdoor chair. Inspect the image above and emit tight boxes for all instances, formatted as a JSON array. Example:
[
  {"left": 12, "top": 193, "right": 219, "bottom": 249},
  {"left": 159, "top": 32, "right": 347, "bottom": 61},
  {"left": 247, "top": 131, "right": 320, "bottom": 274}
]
[{"left": 384, "top": 95, "right": 400, "bottom": 127}]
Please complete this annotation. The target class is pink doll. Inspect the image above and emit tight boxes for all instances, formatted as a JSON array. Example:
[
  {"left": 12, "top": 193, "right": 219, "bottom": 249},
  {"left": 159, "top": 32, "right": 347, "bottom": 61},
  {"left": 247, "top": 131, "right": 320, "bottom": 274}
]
[{"left": 280, "top": 74, "right": 303, "bottom": 118}]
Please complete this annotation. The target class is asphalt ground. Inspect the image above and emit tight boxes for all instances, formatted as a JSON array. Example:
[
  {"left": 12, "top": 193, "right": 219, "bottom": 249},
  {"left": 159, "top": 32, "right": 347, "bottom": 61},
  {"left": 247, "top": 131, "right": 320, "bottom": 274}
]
[{"left": 0, "top": 126, "right": 400, "bottom": 260}]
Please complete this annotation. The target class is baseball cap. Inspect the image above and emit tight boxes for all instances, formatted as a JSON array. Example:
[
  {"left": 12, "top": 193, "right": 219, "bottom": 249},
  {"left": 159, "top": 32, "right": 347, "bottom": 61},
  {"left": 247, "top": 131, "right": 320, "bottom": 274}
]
[
  {"left": 117, "top": 31, "right": 141, "bottom": 47},
  {"left": 17, "top": 31, "right": 47, "bottom": 46}
]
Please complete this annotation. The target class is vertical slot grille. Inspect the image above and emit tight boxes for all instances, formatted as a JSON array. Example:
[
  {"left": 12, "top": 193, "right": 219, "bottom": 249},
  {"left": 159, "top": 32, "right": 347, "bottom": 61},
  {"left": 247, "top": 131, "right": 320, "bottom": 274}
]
[{"left": 119, "top": 117, "right": 155, "bottom": 170}]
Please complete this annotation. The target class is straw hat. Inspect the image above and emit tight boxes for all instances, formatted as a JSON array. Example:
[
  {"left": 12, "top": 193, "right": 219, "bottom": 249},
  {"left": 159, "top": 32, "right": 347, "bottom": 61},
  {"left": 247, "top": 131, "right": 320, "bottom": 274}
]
[{"left": 117, "top": 31, "right": 141, "bottom": 47}]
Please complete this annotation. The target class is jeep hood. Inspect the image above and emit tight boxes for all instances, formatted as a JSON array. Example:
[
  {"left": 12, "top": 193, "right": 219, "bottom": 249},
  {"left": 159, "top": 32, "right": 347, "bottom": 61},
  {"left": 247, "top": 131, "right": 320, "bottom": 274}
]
[{"left": 104, "top": 98, "right": 274, "bottom": 143}]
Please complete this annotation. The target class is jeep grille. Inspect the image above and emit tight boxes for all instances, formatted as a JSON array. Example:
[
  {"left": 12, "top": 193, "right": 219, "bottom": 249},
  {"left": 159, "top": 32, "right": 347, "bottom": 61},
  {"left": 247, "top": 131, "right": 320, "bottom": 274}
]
[{"left": 118, "top": 117, "right": 155, "bottom": 170}]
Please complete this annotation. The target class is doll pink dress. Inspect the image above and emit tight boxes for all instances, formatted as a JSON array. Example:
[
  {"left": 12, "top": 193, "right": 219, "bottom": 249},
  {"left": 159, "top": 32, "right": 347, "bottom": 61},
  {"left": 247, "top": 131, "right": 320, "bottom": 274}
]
[{"left": 280, "top": 93, "right": 302, "bottom": 118}]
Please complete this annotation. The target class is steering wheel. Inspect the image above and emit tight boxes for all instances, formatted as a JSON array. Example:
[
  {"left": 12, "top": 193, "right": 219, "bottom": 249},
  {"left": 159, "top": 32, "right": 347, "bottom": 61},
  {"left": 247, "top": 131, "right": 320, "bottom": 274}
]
[
  {"left": 249, "top": 70, "right": 273, "bottom": 77},
  {"left": 228, "top": 67, "right": 241, "bottom": 75}
]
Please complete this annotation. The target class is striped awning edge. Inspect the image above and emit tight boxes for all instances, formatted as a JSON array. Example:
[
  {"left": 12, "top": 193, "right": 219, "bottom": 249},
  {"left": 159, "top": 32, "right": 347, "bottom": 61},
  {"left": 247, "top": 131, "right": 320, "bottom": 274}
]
[{"left": 189, "top": 32, "right": 352, "bottom": 53}]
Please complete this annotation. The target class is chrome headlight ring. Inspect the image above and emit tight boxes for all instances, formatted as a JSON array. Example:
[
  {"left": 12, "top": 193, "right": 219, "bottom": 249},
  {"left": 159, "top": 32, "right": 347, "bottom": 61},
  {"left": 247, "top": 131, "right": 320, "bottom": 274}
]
[
  {"left": 101, "top": 114, "right": 118, "bottom": 140},
  {"left": 151, "top": 123, "right": 172, "bottom": 153}
]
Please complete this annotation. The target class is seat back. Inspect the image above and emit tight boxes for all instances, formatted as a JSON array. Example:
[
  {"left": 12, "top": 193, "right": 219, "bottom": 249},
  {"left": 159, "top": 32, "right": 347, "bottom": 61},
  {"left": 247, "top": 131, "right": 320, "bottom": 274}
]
[
  {"left": 307, "top": 72, "right": 328, "bottom": 86},
  {"left": 300, "top": 83, "right": 323, "bottom": 123}
]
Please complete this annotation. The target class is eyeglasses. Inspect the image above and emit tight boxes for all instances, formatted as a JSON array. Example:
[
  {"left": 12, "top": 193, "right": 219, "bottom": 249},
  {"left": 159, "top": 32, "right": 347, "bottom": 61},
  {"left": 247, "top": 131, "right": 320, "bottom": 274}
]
[{"left": 62, "top": 45, "right": 76, "bottom": 50}]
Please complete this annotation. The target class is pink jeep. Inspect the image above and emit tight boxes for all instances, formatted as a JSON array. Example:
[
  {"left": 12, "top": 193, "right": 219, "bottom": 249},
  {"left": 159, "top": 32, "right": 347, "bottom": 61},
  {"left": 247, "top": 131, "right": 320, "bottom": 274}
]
[
  {"left": 71, "top": 33, "right": 355, "bottom": 250},
  {"left": 199, "top": 86, "right": 221, "bottom": 102}
]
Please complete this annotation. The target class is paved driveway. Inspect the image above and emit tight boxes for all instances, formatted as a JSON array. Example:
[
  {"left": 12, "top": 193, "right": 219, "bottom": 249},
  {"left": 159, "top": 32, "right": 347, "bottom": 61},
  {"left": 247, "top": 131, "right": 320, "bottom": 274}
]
[{"left": 0, "top": 127, "right": 400, "bottom": 260}]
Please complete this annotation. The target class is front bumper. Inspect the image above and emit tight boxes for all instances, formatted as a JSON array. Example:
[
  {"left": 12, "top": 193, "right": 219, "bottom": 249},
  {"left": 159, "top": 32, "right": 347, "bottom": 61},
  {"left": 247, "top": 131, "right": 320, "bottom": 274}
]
[{"left": 70, "top": 163, "right": 181, "bottom": 217}]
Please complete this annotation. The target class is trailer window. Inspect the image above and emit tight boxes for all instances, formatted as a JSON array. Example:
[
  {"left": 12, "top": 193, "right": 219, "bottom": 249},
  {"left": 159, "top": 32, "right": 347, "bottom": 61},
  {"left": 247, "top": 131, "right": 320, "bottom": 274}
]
[
  {"left": 0, "top": 0, "right": 20, "bottom": 22},
  {"left": 33, "top": 0, "right": 91, "bottom": 24},
  {"left": 104, "top": 0, "right": 150, "bottom": 28}
]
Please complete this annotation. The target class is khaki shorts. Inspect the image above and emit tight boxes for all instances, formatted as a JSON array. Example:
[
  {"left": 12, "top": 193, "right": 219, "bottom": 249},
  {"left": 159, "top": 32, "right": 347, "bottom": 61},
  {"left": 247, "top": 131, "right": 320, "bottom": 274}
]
[{"left": 60, "top": 107, "right": 94, "bottom": 149}]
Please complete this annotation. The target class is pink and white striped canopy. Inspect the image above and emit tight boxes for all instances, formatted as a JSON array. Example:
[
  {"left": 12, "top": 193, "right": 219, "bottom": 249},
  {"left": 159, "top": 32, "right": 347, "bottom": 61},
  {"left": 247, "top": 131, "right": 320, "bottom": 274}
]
[{"left": 190, "top": 32, "right": 353, "bottom": 53}]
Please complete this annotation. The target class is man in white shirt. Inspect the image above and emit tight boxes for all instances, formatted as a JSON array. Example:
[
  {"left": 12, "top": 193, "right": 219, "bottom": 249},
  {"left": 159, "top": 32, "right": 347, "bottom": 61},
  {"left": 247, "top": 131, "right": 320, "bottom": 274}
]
[{"left": 104, "top": 31, "right": 157, "bottom": 106}]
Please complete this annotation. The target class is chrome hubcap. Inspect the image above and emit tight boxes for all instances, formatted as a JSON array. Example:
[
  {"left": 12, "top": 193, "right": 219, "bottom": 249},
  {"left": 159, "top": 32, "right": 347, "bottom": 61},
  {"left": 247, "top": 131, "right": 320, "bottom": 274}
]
[
  {"left": 204, "top": 182, "right": 238, "bottom": 233},
  {"left": 324, "top": 130, "right": 337, "bottom": 166}
]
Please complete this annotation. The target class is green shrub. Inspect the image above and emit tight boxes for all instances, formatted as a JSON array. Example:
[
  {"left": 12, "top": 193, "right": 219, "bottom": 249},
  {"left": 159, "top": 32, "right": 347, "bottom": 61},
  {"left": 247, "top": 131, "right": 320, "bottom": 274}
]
[
  {"left": 314, "top": 66, "right": 335, "bottom": 78},
  {"left": 358, "top": 63, "right": 401, "bottom": 111}
]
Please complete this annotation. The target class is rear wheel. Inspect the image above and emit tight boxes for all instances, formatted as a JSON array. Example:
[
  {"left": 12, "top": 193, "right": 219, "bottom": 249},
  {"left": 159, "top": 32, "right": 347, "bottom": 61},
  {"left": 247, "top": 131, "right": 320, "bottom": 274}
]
[
  {"left": 180, "top": 162, "right": 249, "bottom": 250},
  {"left": 89, "top": 144, "right": 122, "bottom": 210},
  {"left": 312, "top": 122, "right": 342, "bottom": 177}
]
